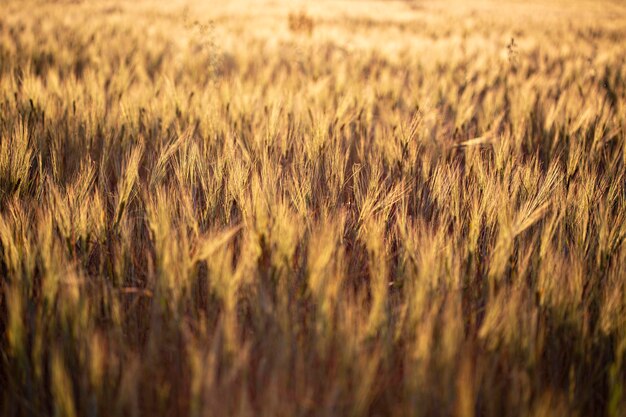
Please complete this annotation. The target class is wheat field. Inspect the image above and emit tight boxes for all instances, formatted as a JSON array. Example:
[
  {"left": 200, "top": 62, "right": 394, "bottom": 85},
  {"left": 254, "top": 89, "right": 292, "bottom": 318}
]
[{"left": 1, "top": 0, "right": 625, "bottom": 416}]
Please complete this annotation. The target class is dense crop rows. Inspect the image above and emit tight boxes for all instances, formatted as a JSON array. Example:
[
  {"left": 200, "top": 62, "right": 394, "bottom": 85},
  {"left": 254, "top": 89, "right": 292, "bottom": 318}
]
[{"left": 1, "top": 0, "right": 625, "bottom": 416}]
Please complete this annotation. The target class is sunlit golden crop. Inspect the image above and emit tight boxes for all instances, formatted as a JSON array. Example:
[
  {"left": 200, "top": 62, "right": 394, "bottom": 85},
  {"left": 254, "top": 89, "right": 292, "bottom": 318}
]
[{"left": 1, "top": 0, "right": 625, "bottom": 416}]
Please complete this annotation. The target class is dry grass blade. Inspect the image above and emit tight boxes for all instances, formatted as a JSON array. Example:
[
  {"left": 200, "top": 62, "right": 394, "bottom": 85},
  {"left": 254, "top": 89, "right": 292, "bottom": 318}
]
[{"left": 191, "top": 225, "right": 243, "bottom": 263}]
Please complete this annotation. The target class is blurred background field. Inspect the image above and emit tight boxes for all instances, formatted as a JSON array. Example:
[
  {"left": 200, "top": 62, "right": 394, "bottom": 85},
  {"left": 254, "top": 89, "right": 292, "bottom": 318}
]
[{"left": 1, "top": 1, "right": 625, "bottom": 416}]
